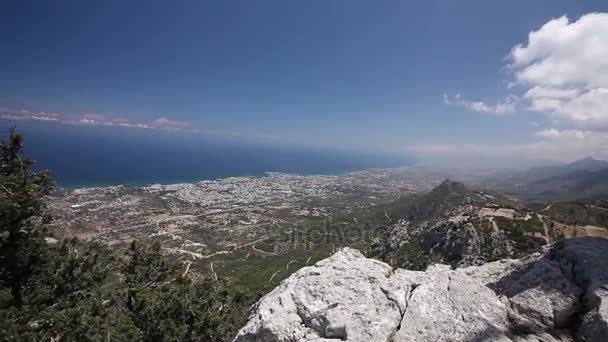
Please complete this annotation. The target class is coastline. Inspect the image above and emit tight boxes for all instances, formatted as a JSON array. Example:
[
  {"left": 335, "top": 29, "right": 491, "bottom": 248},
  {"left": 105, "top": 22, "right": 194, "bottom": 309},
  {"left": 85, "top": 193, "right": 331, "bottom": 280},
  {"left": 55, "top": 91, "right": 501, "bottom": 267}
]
[{"left": 55, "top": 166, "right": 414, "bottom": 190}]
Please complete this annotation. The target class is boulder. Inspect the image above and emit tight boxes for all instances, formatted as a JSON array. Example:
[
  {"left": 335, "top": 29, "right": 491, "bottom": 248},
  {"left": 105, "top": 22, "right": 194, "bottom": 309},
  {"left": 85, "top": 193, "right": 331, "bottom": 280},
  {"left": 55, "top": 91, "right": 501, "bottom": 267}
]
[
  {"left": 393, "top": 265, "right": 513, "bottom": 341},
  {"left": 234, "top": 237, "right": 608, "bottom": 342},
  {"left": 233, "top": 248, "right": 404, "bottom": 341}
]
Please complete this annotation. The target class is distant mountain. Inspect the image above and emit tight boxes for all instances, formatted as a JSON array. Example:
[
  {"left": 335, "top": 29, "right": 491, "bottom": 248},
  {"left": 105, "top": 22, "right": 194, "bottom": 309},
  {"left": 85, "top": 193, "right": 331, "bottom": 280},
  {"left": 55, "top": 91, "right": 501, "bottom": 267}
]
[
  {"left": 485, "top": 157, "right": 608, "bottom": 202},
  {"left": 524, "top": 167, "right": 608, "bottom": 201},
  {"left": 569, "top": 156, "right": 608, "bottom": 170},
  {"left": 503, "top": 156, "right": 607, "bottom": 184}
]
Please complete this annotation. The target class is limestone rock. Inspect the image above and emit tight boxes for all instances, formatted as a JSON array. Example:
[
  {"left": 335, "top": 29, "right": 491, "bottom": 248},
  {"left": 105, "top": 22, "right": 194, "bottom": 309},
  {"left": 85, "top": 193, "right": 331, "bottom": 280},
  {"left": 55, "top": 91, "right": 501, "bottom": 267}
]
[
  {"left": 234, "top": 237, "right": 608, "bottom": 342},
  {"left": 394, "top": 265, "right": 513, "bottom": 341},
  {"left": 233, "top": 248, "right": 404, "bottom": 341},
  {"left": 551, "top": 238, "right": 608, "bottom": 342}
]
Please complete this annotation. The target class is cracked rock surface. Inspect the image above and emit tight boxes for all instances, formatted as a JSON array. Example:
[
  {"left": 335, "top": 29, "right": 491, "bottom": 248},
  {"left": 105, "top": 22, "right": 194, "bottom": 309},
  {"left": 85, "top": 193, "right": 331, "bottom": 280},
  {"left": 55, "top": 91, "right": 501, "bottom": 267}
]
[{"left": 233, "top": 237, "right": 608, "bottom": 342}]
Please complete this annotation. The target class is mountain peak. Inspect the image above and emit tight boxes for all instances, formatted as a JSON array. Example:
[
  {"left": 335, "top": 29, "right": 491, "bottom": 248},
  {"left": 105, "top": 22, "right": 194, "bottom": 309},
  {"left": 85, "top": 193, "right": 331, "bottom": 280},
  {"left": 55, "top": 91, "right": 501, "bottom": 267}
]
[
  {"left": 433, "top": 179, "right": 469, "bottom": 194},
  {"left": 574, "top": 156, "right": 598, "bottom": 163},
  {"left": 568, "top": 156, "right": 608, "bottom": 170}
]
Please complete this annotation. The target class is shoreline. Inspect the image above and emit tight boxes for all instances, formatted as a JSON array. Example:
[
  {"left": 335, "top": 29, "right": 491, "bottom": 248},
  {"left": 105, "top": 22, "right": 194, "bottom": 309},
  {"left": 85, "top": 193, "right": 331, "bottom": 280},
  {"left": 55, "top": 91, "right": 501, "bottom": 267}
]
[{"left": 55, "top": 165, "right": 417, "bottom": 190}]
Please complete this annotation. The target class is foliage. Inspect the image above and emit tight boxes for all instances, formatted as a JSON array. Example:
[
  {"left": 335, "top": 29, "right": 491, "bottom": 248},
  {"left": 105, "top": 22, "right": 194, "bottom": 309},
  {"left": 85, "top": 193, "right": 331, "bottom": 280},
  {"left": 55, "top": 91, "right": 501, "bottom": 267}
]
[
  {"left": 2, "top": 239, "right": 253, "bottom": 341},
  {"left": 542, "top": 200, "right": 608, "bottom": 227},
  {"left": 125, "top": 241, "right": 252, "bottom": 341},
  {"left": 0, "top": 129, "right": 54, "bottom": 306},
  {"left": 0, "top": 131, "right": 253, "bottom": 341},
  {"left": 493, "top": 216, "right": 546, "bottom": 257},
  {"left": 394, "top": 235, "right": 432, "bottom": 271}
]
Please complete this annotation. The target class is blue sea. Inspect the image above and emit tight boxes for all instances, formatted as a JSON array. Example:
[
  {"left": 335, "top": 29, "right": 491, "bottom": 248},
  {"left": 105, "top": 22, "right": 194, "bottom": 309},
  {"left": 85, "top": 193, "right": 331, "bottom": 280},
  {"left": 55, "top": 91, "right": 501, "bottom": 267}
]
[{"left": 12, "top": 122, "right": 414, "bottom": 188}]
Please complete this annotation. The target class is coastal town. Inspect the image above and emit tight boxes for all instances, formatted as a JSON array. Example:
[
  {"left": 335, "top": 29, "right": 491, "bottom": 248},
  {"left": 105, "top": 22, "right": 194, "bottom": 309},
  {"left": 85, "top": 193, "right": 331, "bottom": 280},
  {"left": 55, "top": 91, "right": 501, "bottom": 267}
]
[{"left": 48, "top": 167, "right": 446, "bottom": 262}]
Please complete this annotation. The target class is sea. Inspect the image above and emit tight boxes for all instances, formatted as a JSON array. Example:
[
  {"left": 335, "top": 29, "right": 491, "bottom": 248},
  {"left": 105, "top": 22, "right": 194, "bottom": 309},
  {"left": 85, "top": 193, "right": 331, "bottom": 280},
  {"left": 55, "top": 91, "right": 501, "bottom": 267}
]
[{"left": 10, "top": 122, "right": 414, "bottom": 188}]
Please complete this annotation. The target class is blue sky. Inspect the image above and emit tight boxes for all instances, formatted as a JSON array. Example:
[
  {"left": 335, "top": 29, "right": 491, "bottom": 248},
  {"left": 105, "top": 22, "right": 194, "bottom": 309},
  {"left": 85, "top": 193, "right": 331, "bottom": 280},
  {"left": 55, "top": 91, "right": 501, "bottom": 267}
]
[{"left": 2, "top": 0, "right": 608, "bottom": 163}]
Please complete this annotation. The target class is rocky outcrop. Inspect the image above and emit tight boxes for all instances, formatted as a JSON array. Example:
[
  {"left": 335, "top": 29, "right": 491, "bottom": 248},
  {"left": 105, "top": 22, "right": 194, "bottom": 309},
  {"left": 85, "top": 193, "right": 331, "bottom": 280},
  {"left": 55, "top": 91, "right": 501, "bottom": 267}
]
[
  {"left": 234, "top": 248, "right": 403, "bottom": 341},
  {"left": 234, "top": 237, "right": 608, "bottom": 342},
  {"left": 371, "top": 217, "right": 538, "bottom": 271},
  {"left": 370, "top": 181, "right": 551, "bottom": 271}
]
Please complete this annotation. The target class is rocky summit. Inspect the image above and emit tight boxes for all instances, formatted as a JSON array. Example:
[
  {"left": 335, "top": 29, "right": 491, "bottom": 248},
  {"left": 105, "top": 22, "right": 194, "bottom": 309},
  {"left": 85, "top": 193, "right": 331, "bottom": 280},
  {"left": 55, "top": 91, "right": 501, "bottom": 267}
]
[{"left": 234, "top": 237, "right": 608, "bottom": 342}]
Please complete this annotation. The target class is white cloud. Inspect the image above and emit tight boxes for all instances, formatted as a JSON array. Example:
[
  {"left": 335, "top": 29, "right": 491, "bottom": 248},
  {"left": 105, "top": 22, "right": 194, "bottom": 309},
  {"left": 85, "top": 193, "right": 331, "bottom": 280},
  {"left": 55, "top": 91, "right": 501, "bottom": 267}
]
[
  {"left": 511, "top": 13, "right": 608, "bottom": 130},
  {"left": 78, "top": 118, "right": 96, "bottom": 125},
  {"left": 535, "top": 128, "right": 561, "bottom": 138},
  {"left": 0, "top": 107, "right": 283, "bottom": 143},
  {"left": 535, "top": 128, "right": 586, "bottom": 139},
  {"left": 524, "top": 87, "right": 580, "bottom": 100},
  {"left": 446, "top": 13, "right": 608, "bottom": 128},
  {"left": 31, "top": 116, "right": 59, "bottom": 121},
  {"left": 443, "top": 93, "right": 517, "bottom": 115},
  {"left": 411, "top": 129, "right": 608, "bottom": 162},
  {"left": 0, "top": 108, "right": 193, "bottom": 132},
  {"left": 434, "top": 13, "right": 608, "bottom": 162},
  {"left": 511, "top": 14, "right": 608, "bottom": 88}
]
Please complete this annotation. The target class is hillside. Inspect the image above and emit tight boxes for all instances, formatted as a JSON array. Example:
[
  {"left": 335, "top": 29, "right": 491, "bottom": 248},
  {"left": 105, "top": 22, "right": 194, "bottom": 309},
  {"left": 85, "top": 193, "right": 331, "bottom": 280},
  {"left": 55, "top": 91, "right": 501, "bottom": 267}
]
[
  {"left": 372, "top": 179, "right": 521, "bottom": 224},
  {"left": 538, "top": 199, "right": 608, "bottom": 230},
  {"left": 369, "top": 180, "right": 608, "bottom": 270},
  {"left": 523, "top": 168, "right": 608, "bottom": 201}
]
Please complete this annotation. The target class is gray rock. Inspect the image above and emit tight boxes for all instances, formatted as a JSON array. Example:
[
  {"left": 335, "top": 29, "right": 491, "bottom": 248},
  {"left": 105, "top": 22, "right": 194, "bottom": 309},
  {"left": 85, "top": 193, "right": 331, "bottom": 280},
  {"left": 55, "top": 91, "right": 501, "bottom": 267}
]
[
  {"left": 486, "top": 255, "right": 582, "bottom": 332},
  {"left": 550, "top": 238, "right": 608, "bottom": 342},
  {"left": 234, "top": 248, "right": 404, "bottom": 341},
  {"left": 234, "top": 237, "right": 608, "bottom": 342},
  {"left": 394, "top": 265, "right": 513, "bottom": 342}
]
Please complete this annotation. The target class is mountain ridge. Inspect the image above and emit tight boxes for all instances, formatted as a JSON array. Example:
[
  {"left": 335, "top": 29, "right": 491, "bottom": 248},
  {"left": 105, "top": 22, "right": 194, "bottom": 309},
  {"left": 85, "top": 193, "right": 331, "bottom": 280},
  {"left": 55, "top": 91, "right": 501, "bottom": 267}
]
[{"left": 483, "top": 157, "right": 608, "bottom": 202}]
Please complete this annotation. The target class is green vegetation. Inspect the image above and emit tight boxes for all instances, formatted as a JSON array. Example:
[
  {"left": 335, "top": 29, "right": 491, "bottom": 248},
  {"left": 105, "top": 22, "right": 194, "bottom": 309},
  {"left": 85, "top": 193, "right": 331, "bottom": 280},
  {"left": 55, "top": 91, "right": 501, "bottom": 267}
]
[
  {"left": 0, "top": 131, "right": 53, "bottom": 307},
  {"left": 389, "top": 212, "right": 547, "bottom": 270},
  {"left": 493, "top": 216, "right": 546, "bottom": 257},
  {"left": 542, "top": 200, "right": 608, "bottom": 227},
  {"left": 211, "top": 244, "right": 333, "bottom": 293},
  {"left": 475, "top": 218, "right": 510, "bottom": 261},
  {"left": 0, "top": 131, "right": 252, "bottom": 341},
  {"left": 394, "top": 235, "right": 431, "bottom": 270}
]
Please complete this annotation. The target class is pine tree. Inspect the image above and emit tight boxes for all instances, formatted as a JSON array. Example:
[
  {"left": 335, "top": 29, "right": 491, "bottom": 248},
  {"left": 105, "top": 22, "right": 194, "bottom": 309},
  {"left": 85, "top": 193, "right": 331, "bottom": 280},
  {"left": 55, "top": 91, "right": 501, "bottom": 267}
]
[
  {"left": 0, "top": 129, "right": 54, "bottom": 306},
  {"left": 0, "top": 131, "right": 253, "bottom": 340}
]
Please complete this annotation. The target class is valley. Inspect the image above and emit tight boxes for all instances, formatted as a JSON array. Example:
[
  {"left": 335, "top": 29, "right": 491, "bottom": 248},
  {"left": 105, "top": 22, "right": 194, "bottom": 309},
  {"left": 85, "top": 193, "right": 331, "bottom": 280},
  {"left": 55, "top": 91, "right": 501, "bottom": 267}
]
[
  {"left": 48, "top": 163, "right": 608, "bottom": 293},
  {"left": 48, "top": 167, "right": 444, "bottom": 291}
]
